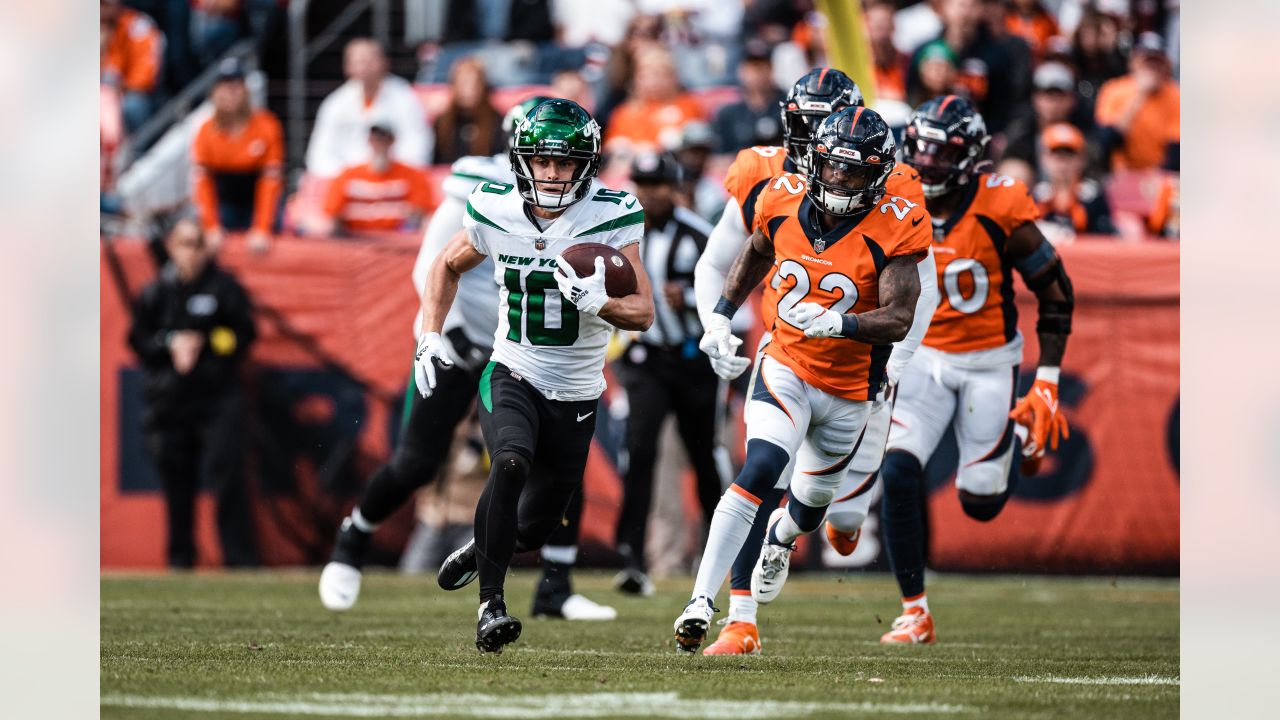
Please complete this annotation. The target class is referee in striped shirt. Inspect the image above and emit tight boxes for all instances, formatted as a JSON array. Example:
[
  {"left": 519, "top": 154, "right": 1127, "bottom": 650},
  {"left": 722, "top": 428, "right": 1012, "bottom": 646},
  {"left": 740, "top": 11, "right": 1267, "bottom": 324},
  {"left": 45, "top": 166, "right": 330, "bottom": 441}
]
[{"left": 613, "top": 152, "right": 724, "bottom": 595}]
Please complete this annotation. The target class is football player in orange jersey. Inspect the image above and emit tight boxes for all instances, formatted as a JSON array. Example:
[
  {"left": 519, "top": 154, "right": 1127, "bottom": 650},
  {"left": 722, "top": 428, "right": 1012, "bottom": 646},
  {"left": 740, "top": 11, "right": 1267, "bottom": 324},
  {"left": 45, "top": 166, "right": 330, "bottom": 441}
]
[
  {"left": 694, "top": 68, "right": 939, "bottom": 656},
  {"left": 674, "top": 107, "right": 931, "bottom": 654},
  {"left": 877, "top": 96, "right": 1074, "bottom": 645}
]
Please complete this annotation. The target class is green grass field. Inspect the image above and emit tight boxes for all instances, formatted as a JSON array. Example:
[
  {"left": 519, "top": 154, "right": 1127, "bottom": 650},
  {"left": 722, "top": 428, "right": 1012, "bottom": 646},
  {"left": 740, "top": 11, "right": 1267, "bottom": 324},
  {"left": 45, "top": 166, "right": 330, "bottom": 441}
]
[{"left": 101, "top": 570, "right": 1178, "bottom": 719}]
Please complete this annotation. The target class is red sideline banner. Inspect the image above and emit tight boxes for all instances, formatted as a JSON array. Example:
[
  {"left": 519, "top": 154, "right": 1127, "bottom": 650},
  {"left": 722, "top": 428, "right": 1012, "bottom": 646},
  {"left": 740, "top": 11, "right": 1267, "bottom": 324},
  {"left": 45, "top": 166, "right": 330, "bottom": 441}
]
[{"left": 100, "top": 236, "right": 1178, "bottom": 573}]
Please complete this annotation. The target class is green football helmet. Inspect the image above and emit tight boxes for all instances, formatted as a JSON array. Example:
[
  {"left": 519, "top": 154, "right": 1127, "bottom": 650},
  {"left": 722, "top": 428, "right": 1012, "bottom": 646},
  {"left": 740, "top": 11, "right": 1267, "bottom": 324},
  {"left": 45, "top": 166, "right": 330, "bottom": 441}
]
[
  {"left": 508, "top": 98, "right": 602, "bottom": 210},
  {"left": 501, "top": 95, "right": 552, "bottom": 152}
]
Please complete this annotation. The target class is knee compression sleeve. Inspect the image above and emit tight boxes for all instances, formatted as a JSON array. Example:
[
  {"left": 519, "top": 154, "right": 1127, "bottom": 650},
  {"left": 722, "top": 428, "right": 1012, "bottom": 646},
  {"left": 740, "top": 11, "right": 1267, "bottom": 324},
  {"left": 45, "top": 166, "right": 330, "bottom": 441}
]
[
  {"left": 734, "top": 439, "right": 792, "bottom": 499},
  {"left": 879, "top": 451, "right": 927, "bottom": 599}
]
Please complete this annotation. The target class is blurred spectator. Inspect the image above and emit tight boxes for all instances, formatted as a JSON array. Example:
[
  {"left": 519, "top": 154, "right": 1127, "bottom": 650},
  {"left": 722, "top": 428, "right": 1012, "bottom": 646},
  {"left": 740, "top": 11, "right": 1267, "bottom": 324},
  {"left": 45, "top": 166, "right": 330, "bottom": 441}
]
[
  {"left": 1071, "top": 7, "right": 1127, "bottom": 113},
  {"left": 315, "top": 123, "right": 436, "bottom": 237},
  {"left": 867, "top": 0, "right": 909, "bottom": 102},
  {"left": 613, "top": 152, "right": 720, "bottom": 592},
  {"left": 551, "top": 69, "right": 597, "bottom": 115},
  {"left": 100, "top": 0, "right": 165, "bottom": 134},
  {"left": 127, "top": 0, "right": 198, "bottom": 93},
  {"left": 553, "top": 0, "right": 637, "bottom": 47},
  {"left": 432, "top": 58, "right": 505, "bottom": 164},
  {"left": 908, "top": 40, "right": 960, "bottom": 107},
  {"left": 1147, "top": 173, "right": 1179, "bottom": 239},
  {"left": 1004, "top": 0, "right": 1059, "bottom": 59},
  {"left": 1031, "top": 123, "right": 1115, "bottom": 238},
  {"left": 598, "top": 14, "right": 666, "bottom": 128},
  {"left": 978, "top": 0, "right": 1034, "bottom": 121},
  {"left": 604, "top": 45, "right": 705, "bottom": 153},
  {"left": 1095, "top": 32, "right": 1179, "bottom": 171},
  {"left": 127, "top": 217, "right": 258, "bottom": 569},
  {"left": 306, "top": 39, "right": 432, "bottom": 178},
  {"left": 999, "top": 61, "right": 1100, "bottom": 181},
  {"left": 712, "top": 39, "right": 783, "bottom": 154},
  {"left": 443, "top": 0, "right": 555, "bottom": 43},
  {"left": 909, "top": 0, "right": 1029, "bottom": 133},
  {"left": 190, "top": 0, "right": 243, "bottom": 69},
  {"left": 670, "top": 122, "right": 727, "bottom": 221},
  {"left": 191, "top": 59, "right": 283, "bottom": 253},
  {"left": 894, "top": 0, "right": 944, "bottom": 55}
]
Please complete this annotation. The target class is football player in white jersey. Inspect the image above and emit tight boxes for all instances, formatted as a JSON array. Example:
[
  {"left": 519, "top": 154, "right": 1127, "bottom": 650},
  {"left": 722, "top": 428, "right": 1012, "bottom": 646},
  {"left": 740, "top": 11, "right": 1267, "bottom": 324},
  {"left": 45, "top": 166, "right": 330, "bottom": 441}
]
[
  {"left": 318, "top": 97, "right": 616, "bottom": 623},
  {"left": 423, "top": 99, "right": 654, "bottom": 653}
]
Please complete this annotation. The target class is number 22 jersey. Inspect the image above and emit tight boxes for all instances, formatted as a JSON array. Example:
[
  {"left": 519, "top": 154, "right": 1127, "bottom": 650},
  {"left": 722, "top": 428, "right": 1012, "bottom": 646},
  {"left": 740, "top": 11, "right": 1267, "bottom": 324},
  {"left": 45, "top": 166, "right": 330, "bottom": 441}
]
[
  {"left": 755, "top": 173, "right": 932, "bottom": 401},
  {"left": 463, "top": 177, "right": 643, "bottom": 400}
]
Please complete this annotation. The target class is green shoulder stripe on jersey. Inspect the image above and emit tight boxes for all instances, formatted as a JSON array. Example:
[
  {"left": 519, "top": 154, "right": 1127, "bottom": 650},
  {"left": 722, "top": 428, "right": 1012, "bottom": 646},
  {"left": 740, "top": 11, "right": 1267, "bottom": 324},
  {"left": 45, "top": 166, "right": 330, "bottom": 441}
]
[
  {"left": 574, "top": 209, "right": 645, "bottom": 237},
  {"left": 466, "top": 201, "right": 507, "bottom": 232},
  {"left": 451, "top": 172, "right": 491, "bottom": 184},
  {"left": 479, "top": 361, "right": 496, "bottom": 413}
]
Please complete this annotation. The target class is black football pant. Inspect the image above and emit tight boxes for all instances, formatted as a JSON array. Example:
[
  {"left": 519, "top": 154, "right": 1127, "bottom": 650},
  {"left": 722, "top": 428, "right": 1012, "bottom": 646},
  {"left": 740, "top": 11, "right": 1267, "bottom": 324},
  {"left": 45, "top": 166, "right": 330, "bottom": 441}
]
[
  {"left": 615, "top": 344, "right": 723, "bottom": 571},
  {"left": 145, "top": 392, "right": 257, "bottom": 568},
  {"left": 474, "top": 362, "right": 597, "bottom": 603}
]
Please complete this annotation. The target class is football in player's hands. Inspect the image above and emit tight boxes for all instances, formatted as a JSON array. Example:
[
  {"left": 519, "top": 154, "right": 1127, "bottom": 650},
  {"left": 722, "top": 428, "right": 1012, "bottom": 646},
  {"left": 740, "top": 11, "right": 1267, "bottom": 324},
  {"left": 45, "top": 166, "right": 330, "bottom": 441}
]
[{"left": 558, "top": 242, "right": 637, "bottom": 297}]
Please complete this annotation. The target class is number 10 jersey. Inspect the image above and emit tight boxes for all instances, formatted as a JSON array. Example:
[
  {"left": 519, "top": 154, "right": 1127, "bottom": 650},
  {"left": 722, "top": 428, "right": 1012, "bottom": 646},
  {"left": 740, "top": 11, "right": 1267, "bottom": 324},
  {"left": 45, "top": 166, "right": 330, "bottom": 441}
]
[{"left": 462, "top": 177, "right": 644, "bottom": 400}]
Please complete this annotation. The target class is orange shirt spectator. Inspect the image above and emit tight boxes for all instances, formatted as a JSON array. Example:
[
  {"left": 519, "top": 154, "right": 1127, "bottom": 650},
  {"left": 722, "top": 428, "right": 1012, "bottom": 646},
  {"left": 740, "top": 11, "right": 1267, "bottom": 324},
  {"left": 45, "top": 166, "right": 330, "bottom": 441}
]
[
  {"left": 1004, "top": 1, "right": 1058, "bottom": 58},
  {"left": 1095, "top": 32, "right": 1180, "bottom": 172},
  {"left": 100, "top": 2, "right": 163, "bottom": 94},
  {"left": 321, "top": 125, "right": 436, "bottom": 234},
  {"left": 192, "top": 61, "right": 284, "bottom": 253},
  {"left": 604, "top": 46, "right": 704, "bottom": 152},
  {"left": 866, "top": 0, "right": 908, "bottom": 102}
]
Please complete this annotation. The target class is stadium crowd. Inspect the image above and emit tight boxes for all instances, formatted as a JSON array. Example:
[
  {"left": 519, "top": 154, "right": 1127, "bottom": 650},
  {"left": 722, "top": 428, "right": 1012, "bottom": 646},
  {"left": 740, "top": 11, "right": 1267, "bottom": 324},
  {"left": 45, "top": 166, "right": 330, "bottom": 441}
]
[{"left": 104, "top": 0, "right": 1180, "bottom": 570}]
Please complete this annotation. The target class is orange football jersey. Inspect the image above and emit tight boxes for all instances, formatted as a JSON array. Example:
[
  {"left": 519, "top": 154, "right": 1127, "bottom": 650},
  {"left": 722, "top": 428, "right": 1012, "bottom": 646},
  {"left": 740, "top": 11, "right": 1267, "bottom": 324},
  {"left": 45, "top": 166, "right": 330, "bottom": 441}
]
[
  {"left": 754, "top": 172, "right": 932, "bottom": 401},
  {"left": 922, "top": 172, "right": 1041, "bottom": 354},
  {"left": 723, "top": 147, "right": 924, "bottom": 333}
]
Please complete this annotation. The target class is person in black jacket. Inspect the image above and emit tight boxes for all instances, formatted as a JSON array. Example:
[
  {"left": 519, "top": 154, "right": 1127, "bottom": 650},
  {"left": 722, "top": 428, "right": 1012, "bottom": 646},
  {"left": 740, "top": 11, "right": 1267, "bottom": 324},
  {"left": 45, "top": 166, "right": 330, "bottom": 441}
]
[{"left": 128, "top": 218, "right": 258, "bottom": 568}]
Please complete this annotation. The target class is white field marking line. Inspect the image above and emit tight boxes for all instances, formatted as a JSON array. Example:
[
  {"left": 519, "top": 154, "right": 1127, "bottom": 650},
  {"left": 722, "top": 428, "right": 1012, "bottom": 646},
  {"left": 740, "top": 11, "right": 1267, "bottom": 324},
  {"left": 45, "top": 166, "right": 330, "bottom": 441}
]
[
  {"left": 1013, "top": 675, "right": 1180, "bottom": 686},
  {"left": 101, "top": 692, "right": 973, "bottom": 718}
]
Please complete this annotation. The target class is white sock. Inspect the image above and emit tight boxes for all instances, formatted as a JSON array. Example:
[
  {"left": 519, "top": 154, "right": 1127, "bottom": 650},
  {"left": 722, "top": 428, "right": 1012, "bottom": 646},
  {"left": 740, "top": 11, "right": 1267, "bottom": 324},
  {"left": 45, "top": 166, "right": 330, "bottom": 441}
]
[
  {"left": 541, "top": 544, "right": 577, "bottom": 564},
  {"left": 691, "top": 487, "right": 762, "bottom": 602},
  {"left": 903, "top": 592, "right": 929, "bottom": 613},
  {"left": 770, "top": 506, "right": 804, "bottom": 546},
  {"left": 727, "top": 592, "right": 758, "bottom": 624},
  {"left": 350, "top": 507, "right": 378, "bottom": 533}
]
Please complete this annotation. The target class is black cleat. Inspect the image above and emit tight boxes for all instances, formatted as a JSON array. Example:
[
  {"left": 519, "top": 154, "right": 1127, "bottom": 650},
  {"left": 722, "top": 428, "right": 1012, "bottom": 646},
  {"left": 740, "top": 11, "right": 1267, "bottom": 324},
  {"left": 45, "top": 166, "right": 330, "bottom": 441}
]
[
  {"left": 437, "top": 538, "right": 478, "bottom": 590},
  {"left": 476, "top": 596, "right": 522, "bottom": 654},
  {"left": 329, "top": 516, "right": 371, "bottom": 568},
  {"left": 612, "top": 567, "right": 655, "bottom": 596}
]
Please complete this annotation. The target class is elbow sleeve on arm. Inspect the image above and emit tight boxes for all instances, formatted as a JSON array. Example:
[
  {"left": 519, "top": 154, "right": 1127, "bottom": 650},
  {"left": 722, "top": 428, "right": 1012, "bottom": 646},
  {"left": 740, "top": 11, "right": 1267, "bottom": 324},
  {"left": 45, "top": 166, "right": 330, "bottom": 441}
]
[
  {"left": 694, "top": 197, "right": 748, "bottom": 327},
  {"left": 1025, "top": 260, "right": 1075, "bottom": 335},
  {"left": 887, "top": 251, "right": 937, "bottom": 378}
]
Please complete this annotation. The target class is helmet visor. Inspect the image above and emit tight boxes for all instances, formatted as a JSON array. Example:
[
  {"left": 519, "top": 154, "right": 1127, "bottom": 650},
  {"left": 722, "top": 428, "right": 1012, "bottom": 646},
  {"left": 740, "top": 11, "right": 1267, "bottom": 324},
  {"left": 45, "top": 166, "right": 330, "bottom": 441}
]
[{"left": 906, "top": 138, "right": 968, "bottom": 185}]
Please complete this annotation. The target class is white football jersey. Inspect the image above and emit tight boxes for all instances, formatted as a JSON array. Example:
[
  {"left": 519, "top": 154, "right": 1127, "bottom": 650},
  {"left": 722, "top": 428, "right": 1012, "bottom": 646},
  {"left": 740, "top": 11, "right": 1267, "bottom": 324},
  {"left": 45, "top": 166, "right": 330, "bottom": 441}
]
[
  {"left": 463, "top": 177, "right": 644, "bottom": 400},
  {"left": 411, "top": 154, "right": 512, "bottom": 354}
]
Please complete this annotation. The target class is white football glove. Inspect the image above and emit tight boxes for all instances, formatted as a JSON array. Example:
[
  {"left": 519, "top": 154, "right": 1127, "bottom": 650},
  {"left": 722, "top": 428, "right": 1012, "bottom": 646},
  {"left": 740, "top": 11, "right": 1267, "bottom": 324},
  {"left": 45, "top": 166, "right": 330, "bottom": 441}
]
[
  {"left": 414, "top": 332, "right": 453, "bottom": 398},
  {"left": 698, "top": 312, "right": 738, "bottom": 360},
  {"left": 788, "top": 302, "right": 844, "bottom": 338},
  {"left": 554, "top": 254, "right": 609, "bottom": 316},
  {"left": 708, "top": 335, "right": 750, "bottom": 380}
]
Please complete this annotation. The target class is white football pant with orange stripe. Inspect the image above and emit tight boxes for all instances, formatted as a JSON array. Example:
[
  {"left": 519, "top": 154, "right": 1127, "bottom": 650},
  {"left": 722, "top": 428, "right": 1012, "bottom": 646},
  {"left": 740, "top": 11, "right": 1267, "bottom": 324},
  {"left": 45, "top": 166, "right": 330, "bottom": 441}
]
[
  {"left": 745, "top": 355, "right": 873, "bottom": 508},
  {"left": 826, "top": 392, "right": 893, "bottom": 533},
  {"left": 887, "top": 346, "right": 1019, "bottom": 496}
]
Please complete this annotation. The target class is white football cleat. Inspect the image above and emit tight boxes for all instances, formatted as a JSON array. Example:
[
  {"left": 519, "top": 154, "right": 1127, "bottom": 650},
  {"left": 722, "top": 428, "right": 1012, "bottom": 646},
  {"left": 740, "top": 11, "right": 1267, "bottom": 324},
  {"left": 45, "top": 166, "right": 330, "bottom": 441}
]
[
  {"left": 318, "top": 562, "right": 362, "bottom": 611},
  {"left": 751, "top": 507, "right": 795, "bottom": 604},
  {"left": 673, "top": 595, "right": 717, "bottom": 653},
  {"left": 559, "top": 594, "right": 618, "bottom": 621}
]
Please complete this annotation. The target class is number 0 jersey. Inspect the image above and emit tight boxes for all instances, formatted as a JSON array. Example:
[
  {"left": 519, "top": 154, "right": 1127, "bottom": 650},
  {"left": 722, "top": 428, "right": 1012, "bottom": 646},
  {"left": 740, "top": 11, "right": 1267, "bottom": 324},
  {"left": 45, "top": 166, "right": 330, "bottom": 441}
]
[
  {"left": 724, "top": 146, "right": 926, "bottom": 332},
  {"left": 755, "top": 172, "right": 932, "bottom": 401},
  {"left": 463, "top": 177, "right": 644, "bottom": 400},
  {"left": 923, "top": 172, "right": 1041, "bottom": 361}
]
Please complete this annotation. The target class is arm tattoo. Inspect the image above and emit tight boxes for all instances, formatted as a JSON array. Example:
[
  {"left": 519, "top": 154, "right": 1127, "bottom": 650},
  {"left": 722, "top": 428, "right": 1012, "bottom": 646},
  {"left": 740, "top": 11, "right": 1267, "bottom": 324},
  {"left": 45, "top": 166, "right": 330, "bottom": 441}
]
[
  {"left": 847, "top": 256, "right": 920, "bottom": 344},
  {"left": 722, "top": 229, "right": 775, "bottom": 308}
]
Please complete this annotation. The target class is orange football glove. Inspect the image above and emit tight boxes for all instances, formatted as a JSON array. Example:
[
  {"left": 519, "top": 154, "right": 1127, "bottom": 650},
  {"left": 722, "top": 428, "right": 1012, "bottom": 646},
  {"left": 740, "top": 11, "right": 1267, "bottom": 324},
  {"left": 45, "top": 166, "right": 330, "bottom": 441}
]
[{"left": 1009, "top": 369, "right": 1069, "bottom": 459}]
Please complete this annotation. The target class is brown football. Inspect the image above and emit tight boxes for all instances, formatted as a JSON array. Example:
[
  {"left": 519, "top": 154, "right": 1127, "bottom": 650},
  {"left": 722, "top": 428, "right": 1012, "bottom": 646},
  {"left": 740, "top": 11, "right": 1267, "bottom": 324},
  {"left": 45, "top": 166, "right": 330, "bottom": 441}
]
[{"left": 559, "top": 242, "right": 638, "bottom": 298}]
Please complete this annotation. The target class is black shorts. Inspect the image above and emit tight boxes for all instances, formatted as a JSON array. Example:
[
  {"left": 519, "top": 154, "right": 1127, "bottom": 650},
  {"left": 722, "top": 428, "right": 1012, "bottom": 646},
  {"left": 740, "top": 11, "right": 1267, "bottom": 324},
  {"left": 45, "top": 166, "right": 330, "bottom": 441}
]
[{"left": 477, "top": 361, "right": 598, "bottom": 483}]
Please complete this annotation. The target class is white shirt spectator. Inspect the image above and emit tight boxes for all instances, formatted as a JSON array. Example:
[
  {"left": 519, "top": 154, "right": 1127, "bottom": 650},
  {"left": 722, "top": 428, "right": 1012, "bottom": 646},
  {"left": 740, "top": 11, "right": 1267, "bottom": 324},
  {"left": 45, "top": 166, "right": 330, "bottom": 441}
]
[
  {"left": 893, "top": 1, "right": 943, "bottom": 56},
  {"left": 305, "top": 75, "right": 432, "bottom": 178}
]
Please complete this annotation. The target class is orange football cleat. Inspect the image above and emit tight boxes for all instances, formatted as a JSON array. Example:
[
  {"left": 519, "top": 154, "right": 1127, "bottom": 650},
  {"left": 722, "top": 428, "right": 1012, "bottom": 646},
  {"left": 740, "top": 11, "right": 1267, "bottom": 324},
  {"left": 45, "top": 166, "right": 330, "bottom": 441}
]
[
  {"left": 879, "top": 607, "right": 937, "bottom": 645},
  {"left": 824, "top": 522, "right": 862, "bottom": 556},
  {"left": 702, "top": 621, "right": 761, "bottom": 656}
]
